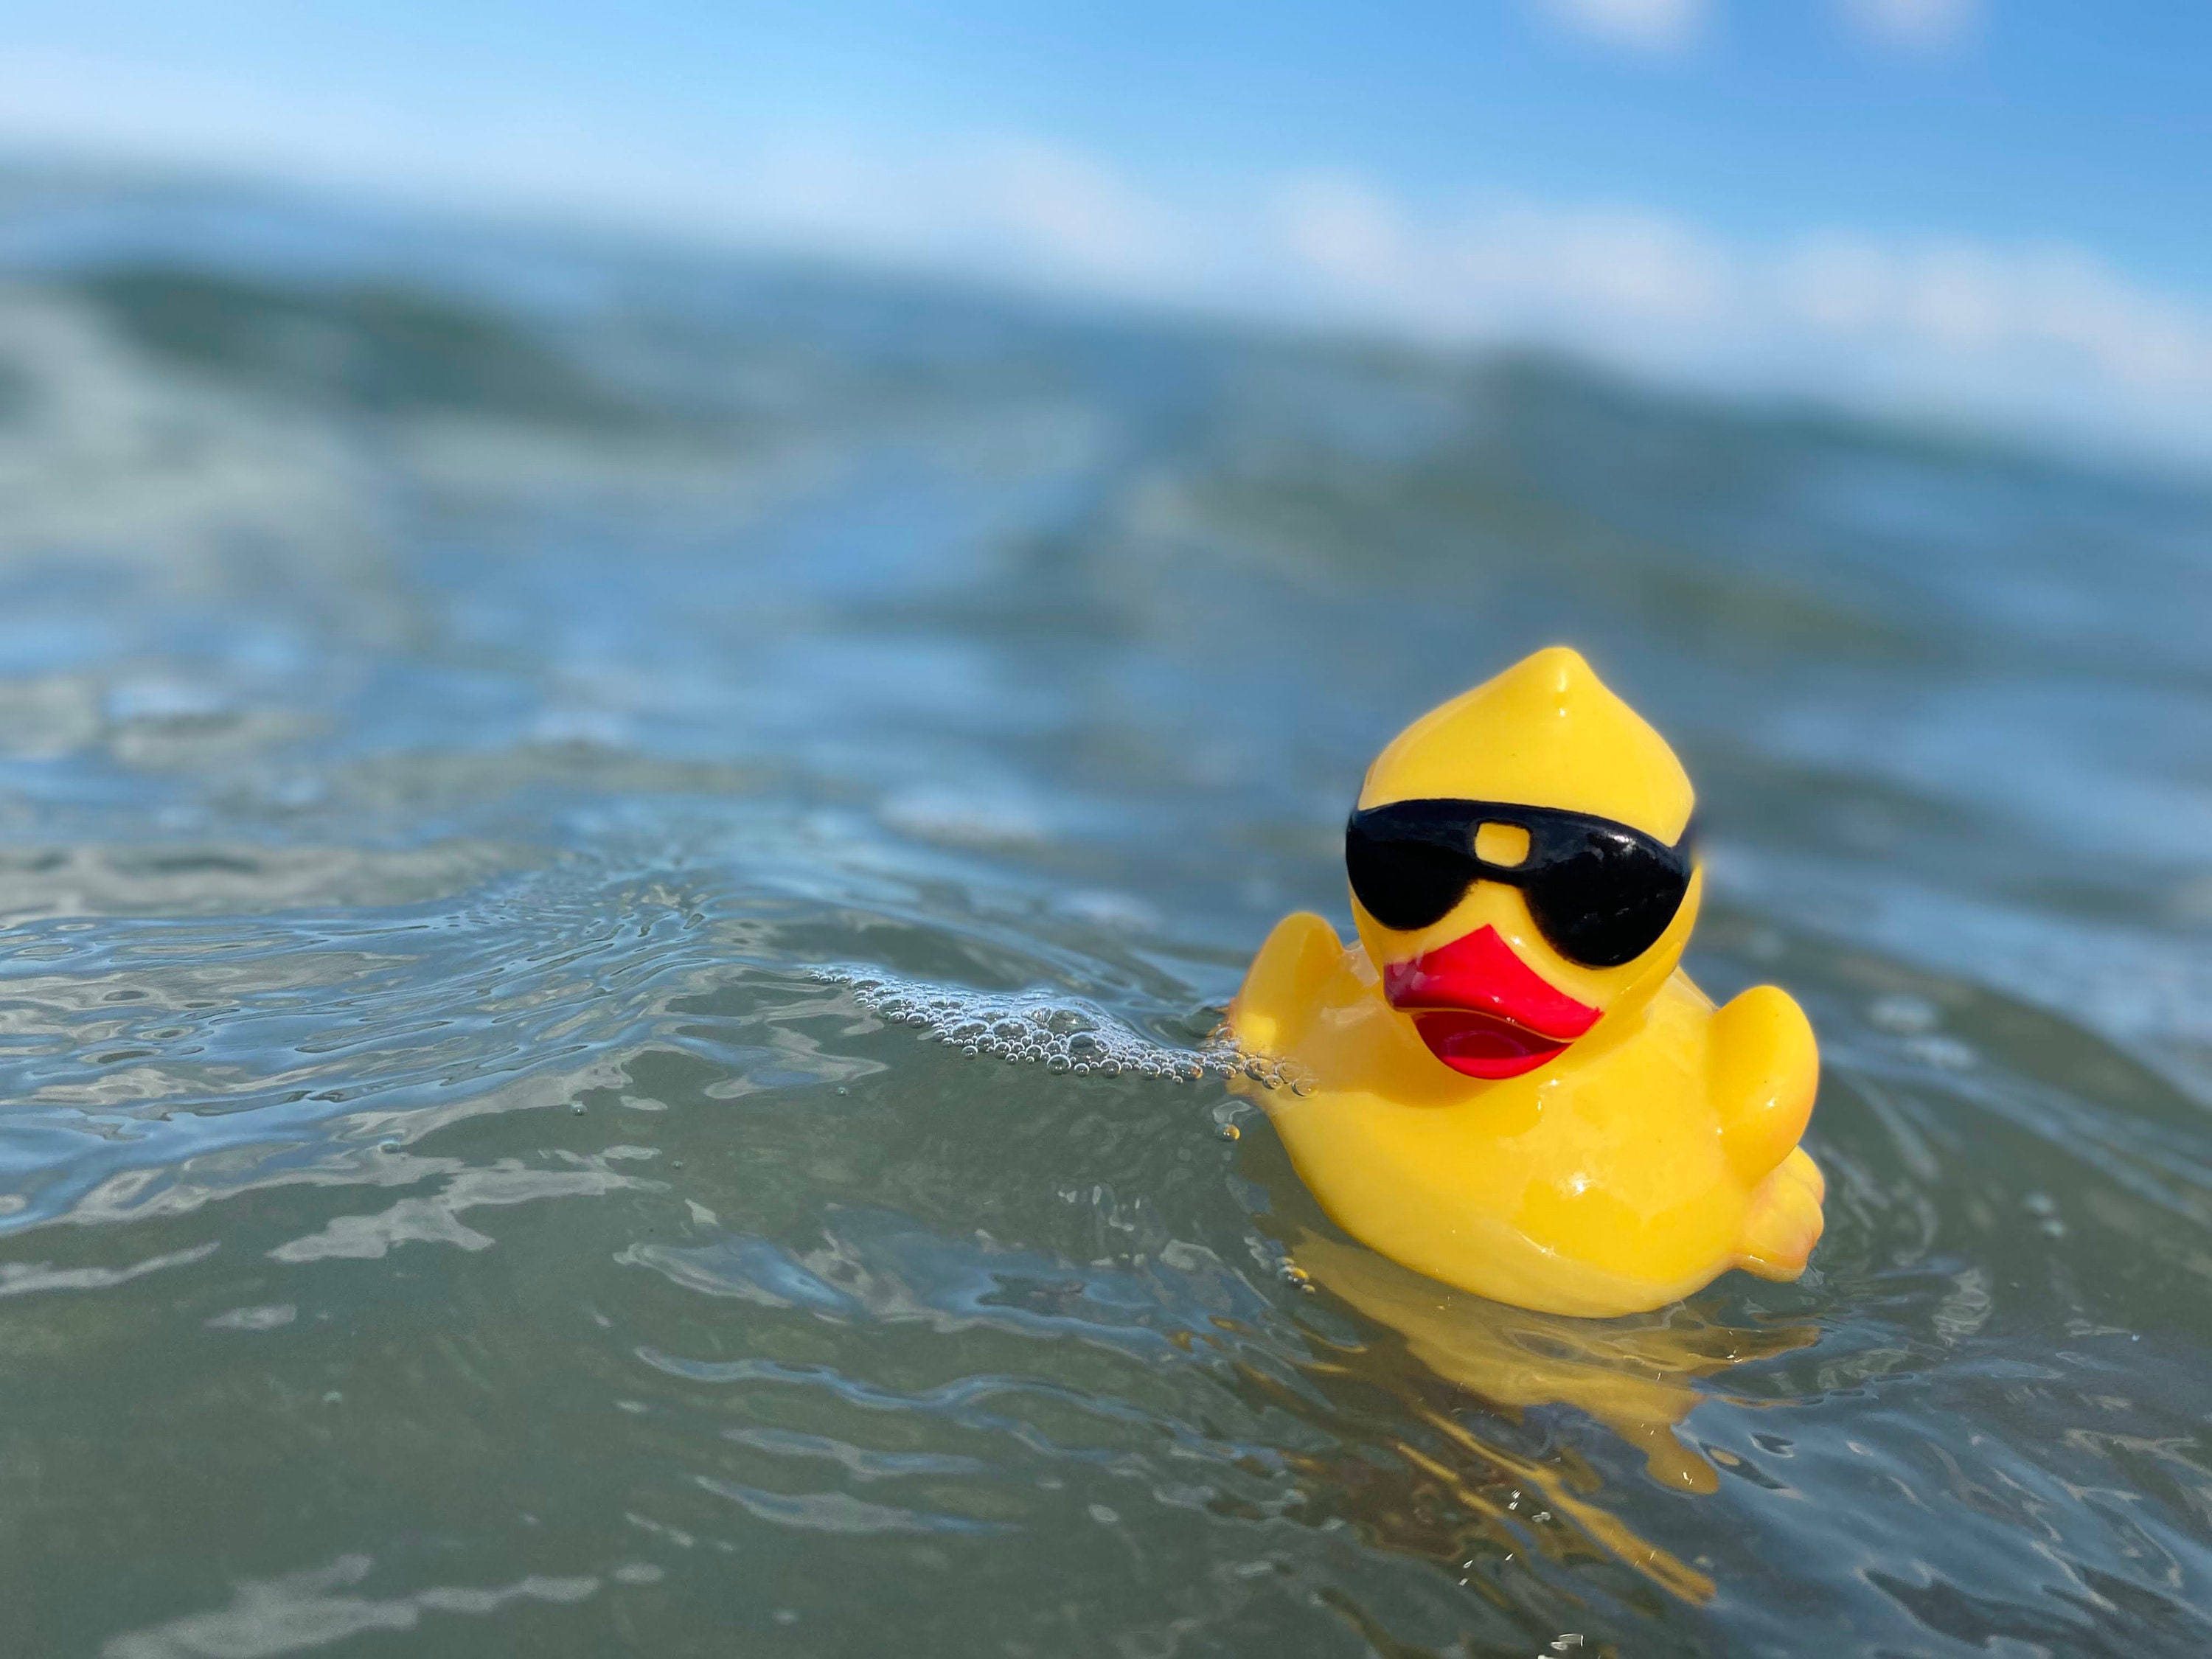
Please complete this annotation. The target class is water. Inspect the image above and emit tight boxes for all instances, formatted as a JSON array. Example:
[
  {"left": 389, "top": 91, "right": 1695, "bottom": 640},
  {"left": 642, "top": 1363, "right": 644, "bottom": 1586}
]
[{"left": 0, "top": 172, "right": 2208, "bottom": 1657}]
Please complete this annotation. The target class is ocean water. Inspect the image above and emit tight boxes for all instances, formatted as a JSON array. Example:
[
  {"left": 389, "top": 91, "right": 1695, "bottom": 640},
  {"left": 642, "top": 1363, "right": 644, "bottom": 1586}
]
[{"left": 0, "top": 174, "right": 2209, "bottom": 1658}]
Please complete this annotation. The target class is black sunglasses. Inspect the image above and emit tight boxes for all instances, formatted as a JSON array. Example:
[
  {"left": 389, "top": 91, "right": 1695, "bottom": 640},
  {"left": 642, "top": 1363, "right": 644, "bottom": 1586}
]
[{"left": 1345, "top": 798, "right": 1696, "bottom": 969}]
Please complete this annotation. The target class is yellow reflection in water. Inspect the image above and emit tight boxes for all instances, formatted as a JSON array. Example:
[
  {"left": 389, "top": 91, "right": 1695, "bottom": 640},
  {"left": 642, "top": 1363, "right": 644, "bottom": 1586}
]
[{"left": 1293, "top": 1231, "right": 1817, "bottom": 1603}]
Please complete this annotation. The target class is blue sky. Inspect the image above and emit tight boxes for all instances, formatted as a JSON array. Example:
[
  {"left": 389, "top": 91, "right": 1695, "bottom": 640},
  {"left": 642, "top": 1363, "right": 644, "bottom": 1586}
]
[{"left": 4, "top": 1, "right": 2209, "bottom": 462}]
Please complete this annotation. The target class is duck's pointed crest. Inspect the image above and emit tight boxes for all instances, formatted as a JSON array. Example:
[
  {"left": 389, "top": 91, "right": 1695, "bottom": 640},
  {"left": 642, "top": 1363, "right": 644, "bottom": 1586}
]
[{"left": 1358, "top": 646, "right": 1694, "bottom": 841}]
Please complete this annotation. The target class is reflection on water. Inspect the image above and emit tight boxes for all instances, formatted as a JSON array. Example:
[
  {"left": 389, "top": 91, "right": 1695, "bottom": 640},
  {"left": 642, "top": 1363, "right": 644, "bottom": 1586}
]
[
  {"left": 1295, "top": 1232, "right": 1826, "bottom": 1608},
  {"left": 0, "top": 171, "right": 2208, "bottom": 1656},
  {"left": 1295, "top": 1233, "right": 1818, "bottom": 1499}
]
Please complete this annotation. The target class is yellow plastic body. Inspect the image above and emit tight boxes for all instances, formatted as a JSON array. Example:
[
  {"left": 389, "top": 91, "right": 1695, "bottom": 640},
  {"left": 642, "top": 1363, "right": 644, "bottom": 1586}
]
[{"left": 1231, "top": 647, "right": 1823, "bottom": 1318}]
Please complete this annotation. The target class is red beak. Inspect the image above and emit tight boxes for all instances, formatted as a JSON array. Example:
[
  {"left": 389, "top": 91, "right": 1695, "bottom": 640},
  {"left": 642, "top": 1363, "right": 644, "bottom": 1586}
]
[{"left": 1382, "top": 925, "right": 1599, "bottom": 1080}]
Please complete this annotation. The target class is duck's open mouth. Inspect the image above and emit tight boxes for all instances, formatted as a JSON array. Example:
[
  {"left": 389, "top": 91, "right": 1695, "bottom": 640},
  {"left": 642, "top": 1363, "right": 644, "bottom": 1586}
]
[{"left": 1382, "top": 925, "right": 1600, "bottom": 1080}]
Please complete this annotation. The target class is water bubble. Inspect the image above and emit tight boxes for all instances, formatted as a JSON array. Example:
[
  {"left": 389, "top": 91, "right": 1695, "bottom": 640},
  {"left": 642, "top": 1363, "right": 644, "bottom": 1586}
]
[
  {"left": 816, "top": 968, "right": 1293, "bottom": 1099},
  {"left": 1869, "top": 993, "right": 1939, "bottom": 1034},
  {"left": 1907, "top": 1034, "right": 1978, "bottom": 1071}
]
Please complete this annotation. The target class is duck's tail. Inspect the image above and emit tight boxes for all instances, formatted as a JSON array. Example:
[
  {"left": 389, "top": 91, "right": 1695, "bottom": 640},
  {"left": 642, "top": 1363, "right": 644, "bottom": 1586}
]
[{"left": 1737, "top": 1147, "right": 1826, "bottom": 1280}]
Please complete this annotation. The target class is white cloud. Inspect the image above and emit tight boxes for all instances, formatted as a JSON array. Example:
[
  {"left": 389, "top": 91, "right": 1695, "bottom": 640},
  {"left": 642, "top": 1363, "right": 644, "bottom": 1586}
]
[
  {"left": 1538, "top": 0, "right": 1710, "bottom": 52},
  {"left": 1839, "top": 0, "right": 1984, "bottom": 53},
  {"left": 1455, "top": 206, "right": 1735, "bottom": 327},
  {"left": 1, "top": 44, "right": 2208, "bottom": 470},
  {"left": 1779, "top": 236, "right": 2212, "bottom": 391},
  {"left": 1276, "top": 173, "right": 1411, "bottom": 292},
  {"left": 974, "top": 142, "right": 1177, "bottom": 282}
]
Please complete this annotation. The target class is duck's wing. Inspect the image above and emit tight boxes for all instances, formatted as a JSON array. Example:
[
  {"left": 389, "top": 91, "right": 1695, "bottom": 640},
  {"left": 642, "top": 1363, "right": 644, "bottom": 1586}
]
[
  {"left": 1228, "top": 911, "right": 1349, "bottom": 1054},
  {"left": 1708, "top": 984, "right": 1819, "bottom": 1186},
  {"left": 1739, "top": 1147, "right": 1826, "bottom": 1280}
]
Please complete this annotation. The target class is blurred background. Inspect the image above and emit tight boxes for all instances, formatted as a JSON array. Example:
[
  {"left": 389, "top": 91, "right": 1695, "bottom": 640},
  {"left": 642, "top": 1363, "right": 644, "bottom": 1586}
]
[
  {"left": 0, "top": 4, "right": 2208, "bottom": 1657},
  {"left": 8, "top": 0, "right": 2212, "bottom": 461}
]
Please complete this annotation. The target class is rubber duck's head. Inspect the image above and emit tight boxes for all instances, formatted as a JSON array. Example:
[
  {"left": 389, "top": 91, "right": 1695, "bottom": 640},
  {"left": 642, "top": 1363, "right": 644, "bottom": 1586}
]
[{"left": 1349, "top": 647, "right": 1700, "bottom": 1081}]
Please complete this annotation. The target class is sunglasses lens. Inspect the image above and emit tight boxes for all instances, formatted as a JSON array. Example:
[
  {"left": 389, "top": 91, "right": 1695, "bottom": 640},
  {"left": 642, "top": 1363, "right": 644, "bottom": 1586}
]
[
  {"left": 1347, "top": 804, "right": 1692, "bottom": 964},
  {"left": 1345, "top": 822, "right": 1472, "bottom": 932},
  {"left": 1523, "top": 830, "right": 1689, "bottom": 968}
]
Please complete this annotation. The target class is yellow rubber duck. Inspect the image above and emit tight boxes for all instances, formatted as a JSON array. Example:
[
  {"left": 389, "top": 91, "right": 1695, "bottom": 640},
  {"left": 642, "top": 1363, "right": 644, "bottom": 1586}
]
[{"left": 1231, "top": 646, "right": 1823, "bottom": 1318}]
